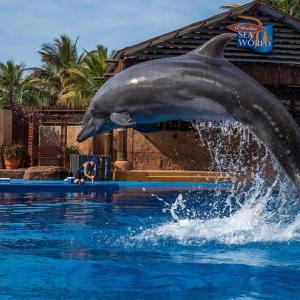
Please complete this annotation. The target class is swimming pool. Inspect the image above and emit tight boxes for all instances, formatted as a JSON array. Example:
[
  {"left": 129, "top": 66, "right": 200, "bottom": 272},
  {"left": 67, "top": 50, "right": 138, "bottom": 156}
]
[{"left": 0, "top": 182, "right": 299, "bottom": 299}]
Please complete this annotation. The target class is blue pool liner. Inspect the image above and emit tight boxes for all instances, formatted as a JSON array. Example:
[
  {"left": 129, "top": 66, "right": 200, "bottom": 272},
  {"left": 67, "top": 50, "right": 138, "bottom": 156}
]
[
  {"left": 0, "top": 179, "right": 231, "bottom": 193},
  {"left": 0, "top": 179, "right": 119, "bottom": 193}
]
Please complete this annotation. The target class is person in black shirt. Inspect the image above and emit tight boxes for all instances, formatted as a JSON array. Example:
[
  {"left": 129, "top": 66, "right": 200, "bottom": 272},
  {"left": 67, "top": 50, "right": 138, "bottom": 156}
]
[{"left": 74, "top": 157, "right": 97, "bottom": 184}]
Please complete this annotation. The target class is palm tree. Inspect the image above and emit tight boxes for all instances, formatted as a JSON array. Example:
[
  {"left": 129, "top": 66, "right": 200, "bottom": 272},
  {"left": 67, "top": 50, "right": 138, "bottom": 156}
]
[
  {"left": 0, "top": 61, "right": 24, "bottom": 108},
  {"left": 220, "top": 3, "right": 242, "bottom": 10},
  {"left": 264, "top": 0, "right": 289, "bottom": 13},
  {"left": 60, "top": 45, "right": 109, "bottom": 107},
  {"left": 28, "top": 35, "right": 111, "bottom": 108},
  {"left": 18, "top": 84, "right": 47, "bottom": 108},
  {"left": 0, "top": 60, "right": 45, "bottom": 110},
  {"left": 27, "top": 35, "right": 81, "bottom": 106},
  {"left": 221, "top": 1, "right": 299, "bottom": 17},
  {"left": 289, "top": 0, "right": 300, "bottom": 18}
]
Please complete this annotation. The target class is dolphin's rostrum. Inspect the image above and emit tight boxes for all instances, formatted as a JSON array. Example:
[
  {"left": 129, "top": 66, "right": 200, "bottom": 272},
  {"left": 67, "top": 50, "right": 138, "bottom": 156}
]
[{"left": 77, "top": 33, "right": 300, "bottom": 191}]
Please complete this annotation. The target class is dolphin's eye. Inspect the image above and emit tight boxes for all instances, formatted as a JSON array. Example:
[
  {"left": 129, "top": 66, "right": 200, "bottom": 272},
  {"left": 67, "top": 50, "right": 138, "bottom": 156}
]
[{"left": 90, "top": 108, "right": 95, "bottom": 115}]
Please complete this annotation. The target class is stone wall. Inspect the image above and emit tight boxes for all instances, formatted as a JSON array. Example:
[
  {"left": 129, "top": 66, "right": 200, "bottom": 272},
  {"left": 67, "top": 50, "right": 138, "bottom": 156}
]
[
  {"left": 124, "top": 129, "right": 211, "bottom": 170},
  {"left": 39, "top": 125, "right": 271, "bottom": 175},
  {"left": 124, "top": 128, "right": 268, "bottom": 174}
]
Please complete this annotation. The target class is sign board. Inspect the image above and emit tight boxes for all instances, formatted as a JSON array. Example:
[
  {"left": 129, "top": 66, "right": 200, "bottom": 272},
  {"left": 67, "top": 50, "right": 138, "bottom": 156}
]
[{"left": 227, "top": 15, "right": 273, "bottom": 53}]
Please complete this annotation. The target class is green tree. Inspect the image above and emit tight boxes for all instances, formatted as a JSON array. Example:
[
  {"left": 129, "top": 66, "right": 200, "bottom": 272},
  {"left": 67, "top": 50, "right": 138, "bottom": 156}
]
[
  {"left": 0, "top": 61, "right": 24, "bottom": 108},
  {"left": 0, "top": 60, "right": 44, "bottom": 109},
  {"left": 27, "top": 35, "right": 81, "bottom": 106},
  {"left": 61, "top": 45, "right": 109, "bottom": 107},
  {"left": 221, "top": 0, "right": 299, "bottom": 18},
  {"left": 220, "top": 3, "right": 242, "bottom": 10},
  {"left": 290, "top": 0, "right": 300, "bottom": 18},
  {"left": 265, "top": 0, "right": 289, "bottom": 13},
  {"left": 28, "top": 35, "right": 110, "bottom": 108}
]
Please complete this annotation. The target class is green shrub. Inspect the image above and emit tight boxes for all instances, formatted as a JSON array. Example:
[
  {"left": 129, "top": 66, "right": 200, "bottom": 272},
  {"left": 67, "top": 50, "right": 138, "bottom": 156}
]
[
  {"left": 0, "top": 143, "right": 26, "bottom": 159},
  {"left": 66, "top": 145, "right": 80, "bottom": 155}
]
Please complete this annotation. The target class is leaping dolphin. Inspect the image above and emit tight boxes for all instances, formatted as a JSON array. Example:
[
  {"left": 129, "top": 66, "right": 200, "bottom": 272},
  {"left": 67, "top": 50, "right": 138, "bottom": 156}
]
[{"left": 77, "top": 33, "right": 300, "bottom": 191}]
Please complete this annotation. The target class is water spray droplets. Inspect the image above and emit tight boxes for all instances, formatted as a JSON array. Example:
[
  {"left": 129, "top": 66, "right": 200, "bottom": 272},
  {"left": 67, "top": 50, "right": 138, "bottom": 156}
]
[{"left": 137, "top": 121, "right": 300, "bottom": 245}]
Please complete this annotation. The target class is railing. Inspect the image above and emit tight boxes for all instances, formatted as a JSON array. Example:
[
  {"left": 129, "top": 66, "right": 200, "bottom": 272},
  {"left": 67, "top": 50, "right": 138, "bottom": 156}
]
[{"left": 33, "top": 146, "right": 62, "bottom": 166}]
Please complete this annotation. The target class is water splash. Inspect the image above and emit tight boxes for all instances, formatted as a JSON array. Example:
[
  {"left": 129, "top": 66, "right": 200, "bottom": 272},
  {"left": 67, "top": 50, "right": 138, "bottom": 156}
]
[{"left": 137, "top": 121, "right": 300, "bottom": 245}]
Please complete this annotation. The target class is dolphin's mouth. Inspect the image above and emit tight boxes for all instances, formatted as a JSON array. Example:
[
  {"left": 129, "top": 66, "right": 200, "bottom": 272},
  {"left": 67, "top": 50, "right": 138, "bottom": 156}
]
[{"left": 77, "top": 119, "right": 96, "bottom": 143}]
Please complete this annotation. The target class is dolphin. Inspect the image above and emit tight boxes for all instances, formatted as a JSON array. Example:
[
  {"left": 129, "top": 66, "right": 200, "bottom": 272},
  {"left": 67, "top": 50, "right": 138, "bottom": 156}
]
[{"left": 77, "top": 33, "right": 300, "bottom": 191}]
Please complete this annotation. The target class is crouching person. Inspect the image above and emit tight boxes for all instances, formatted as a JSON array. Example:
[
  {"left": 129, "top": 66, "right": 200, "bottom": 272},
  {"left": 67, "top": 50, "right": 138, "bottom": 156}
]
[{"left": 74, "top": 157, "right": 98, "bottom": 184}]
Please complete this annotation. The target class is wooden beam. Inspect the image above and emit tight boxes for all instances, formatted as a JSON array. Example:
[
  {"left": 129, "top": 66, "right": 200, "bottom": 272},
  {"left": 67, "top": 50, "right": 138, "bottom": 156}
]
[
  {"left": 94, "top": 73, "right": 115, "bottom": 80},
  {"left": 105, "top": 59, "right": 120, "bottom": 63}
]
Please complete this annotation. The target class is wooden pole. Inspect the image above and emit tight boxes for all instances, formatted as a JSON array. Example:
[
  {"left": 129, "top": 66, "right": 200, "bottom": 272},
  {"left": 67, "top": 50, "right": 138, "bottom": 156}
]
[
  {"left": 111, "top": 60, "right": 131, "bottom": 172},
  {"left": 63, "top": 118, "right": 68, "bottom": 168},
  {"left": 27, "top": 114, "right": 40, "bottom": 167},
  {"left": 60, "top": 117, "right": 68, "bottom": 168},
  {"left": 116, "top": 128, "right": 127, "bottom": 161},
  {"left": 28, "top": 114, "right": 35, "bottom": 167},
  {"left": 104, "top": 131, "right": 113, "bottom": 158},
  {"left": 114, "top": 128, "right": 130, "bottom": 171}
]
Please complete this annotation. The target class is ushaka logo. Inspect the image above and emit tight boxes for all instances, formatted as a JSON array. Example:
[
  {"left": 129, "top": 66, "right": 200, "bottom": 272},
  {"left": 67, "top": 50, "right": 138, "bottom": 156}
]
[
  {"left": 227, "top": 15, "right": 273, "bottom": 53},
  {"left": 227, "top": 23, "right": 264, "bottom": 33}
]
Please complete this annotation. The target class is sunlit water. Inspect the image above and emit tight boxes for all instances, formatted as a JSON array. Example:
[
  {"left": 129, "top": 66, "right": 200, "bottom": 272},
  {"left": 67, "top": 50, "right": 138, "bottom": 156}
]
[
  {"left": 0, "top": 189, "right": 299, "bottom": 299},
  {"left": 0, "top": 121, "right": 300, "bottom": 299}
]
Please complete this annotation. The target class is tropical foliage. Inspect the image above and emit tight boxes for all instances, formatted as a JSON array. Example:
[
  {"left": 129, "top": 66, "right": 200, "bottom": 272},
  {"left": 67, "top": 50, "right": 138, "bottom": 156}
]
[
  {"left": 0, "top": 35, "right": 110, "bottom": 110},
  {"left": 289, "top": 0, "right": 300, "bottom": 17},
  {"left": 66, "top": 144, "right": 80, "bottom": 155},
  {"left": 0, "top": 61, "right": 44, "bottom": 109},
  {"left": 221, "top": 3, "right": 242, "bottom": 10},
  {"left": 27, "top": 35, "right": 109, "bottom": 108},
  {"left": 27, "top": 35, "right": 81, "bottom": 107},
  {"left": 61, "top": 45, "right": 109, "bottom": 107},
  {"left": 0, "top": 142, "right": 26, "bottom": 159},
  {"left": 221, "top": 0, "right": 300, "bottom": 18}
]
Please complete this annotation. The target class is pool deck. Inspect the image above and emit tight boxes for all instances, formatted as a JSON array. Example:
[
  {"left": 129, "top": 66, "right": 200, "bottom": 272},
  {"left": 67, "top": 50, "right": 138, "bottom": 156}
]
[
  {"left": 0, "top": 179, "right": 232, "bottom": 193},
  {"left": 114, "top": 170, "right": 233, "bottom": 183}
]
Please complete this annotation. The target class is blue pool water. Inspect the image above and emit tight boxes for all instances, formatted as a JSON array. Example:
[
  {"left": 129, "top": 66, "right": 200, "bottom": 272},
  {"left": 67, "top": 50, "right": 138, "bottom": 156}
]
[{"left": 0, "top": 184, "right": 299, "bottom": 299}]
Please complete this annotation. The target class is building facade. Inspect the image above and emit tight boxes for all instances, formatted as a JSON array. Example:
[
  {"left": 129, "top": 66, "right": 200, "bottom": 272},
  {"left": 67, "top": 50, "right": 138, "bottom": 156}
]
[{"left": 103, "top": 1, "right": 300, "bottom": 175}]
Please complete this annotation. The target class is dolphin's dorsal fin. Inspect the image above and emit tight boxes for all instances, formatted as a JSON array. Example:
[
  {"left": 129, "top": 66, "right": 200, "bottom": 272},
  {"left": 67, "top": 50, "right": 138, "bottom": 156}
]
[
  {"left": 191, "top": 33, "right": 237, "bottom": 59},
  {"left": 110, "top": 112, "right": 136, "bottom": 127}
]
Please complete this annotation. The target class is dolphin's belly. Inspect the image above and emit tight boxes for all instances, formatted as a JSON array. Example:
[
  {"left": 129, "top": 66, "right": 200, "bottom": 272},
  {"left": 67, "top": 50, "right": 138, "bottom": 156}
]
[{"left": 131, "top": 97, "right": 233, "bottom": 123}]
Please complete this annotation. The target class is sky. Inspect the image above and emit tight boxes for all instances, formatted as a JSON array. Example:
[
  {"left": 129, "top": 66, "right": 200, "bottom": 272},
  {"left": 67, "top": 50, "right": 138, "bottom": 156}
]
[{"left": 0, "top": 0, "right": 249, "bottom": 68}]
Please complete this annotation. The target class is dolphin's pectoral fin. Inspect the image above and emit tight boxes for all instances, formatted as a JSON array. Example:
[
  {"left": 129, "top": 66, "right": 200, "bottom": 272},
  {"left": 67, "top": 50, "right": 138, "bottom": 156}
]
[
  {"left": 110, "top": 112, "right": 136, "bottom": 126},
  {"left": 191, "top": 33, "right": 237, "bottom": 59}
]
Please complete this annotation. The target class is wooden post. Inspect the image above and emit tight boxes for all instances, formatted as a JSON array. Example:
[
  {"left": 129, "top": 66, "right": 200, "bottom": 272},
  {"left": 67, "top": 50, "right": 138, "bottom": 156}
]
[
  {"left": 28, "top": 114, "right": 36, "bottom": 167},
  {"left": 116, "top": 60, "right": 126, "bottom": 73},
  {"left": 104, "top": 130, "right": 113, "bottom": 158},
  {"left": 60, "top": 117, "right": 68, "bottom": 168},
  {"left": 112, "top": 60, "right": 131, "bottom": 172},
  {"left": 28, "top": 115, "right": 32, "bottom": 166},
  {"left": 116, "top": 128, "right": 127, "bottom": 161},
  {"left": 114, "top": 128, "right": 130, "bottom": 171}
]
